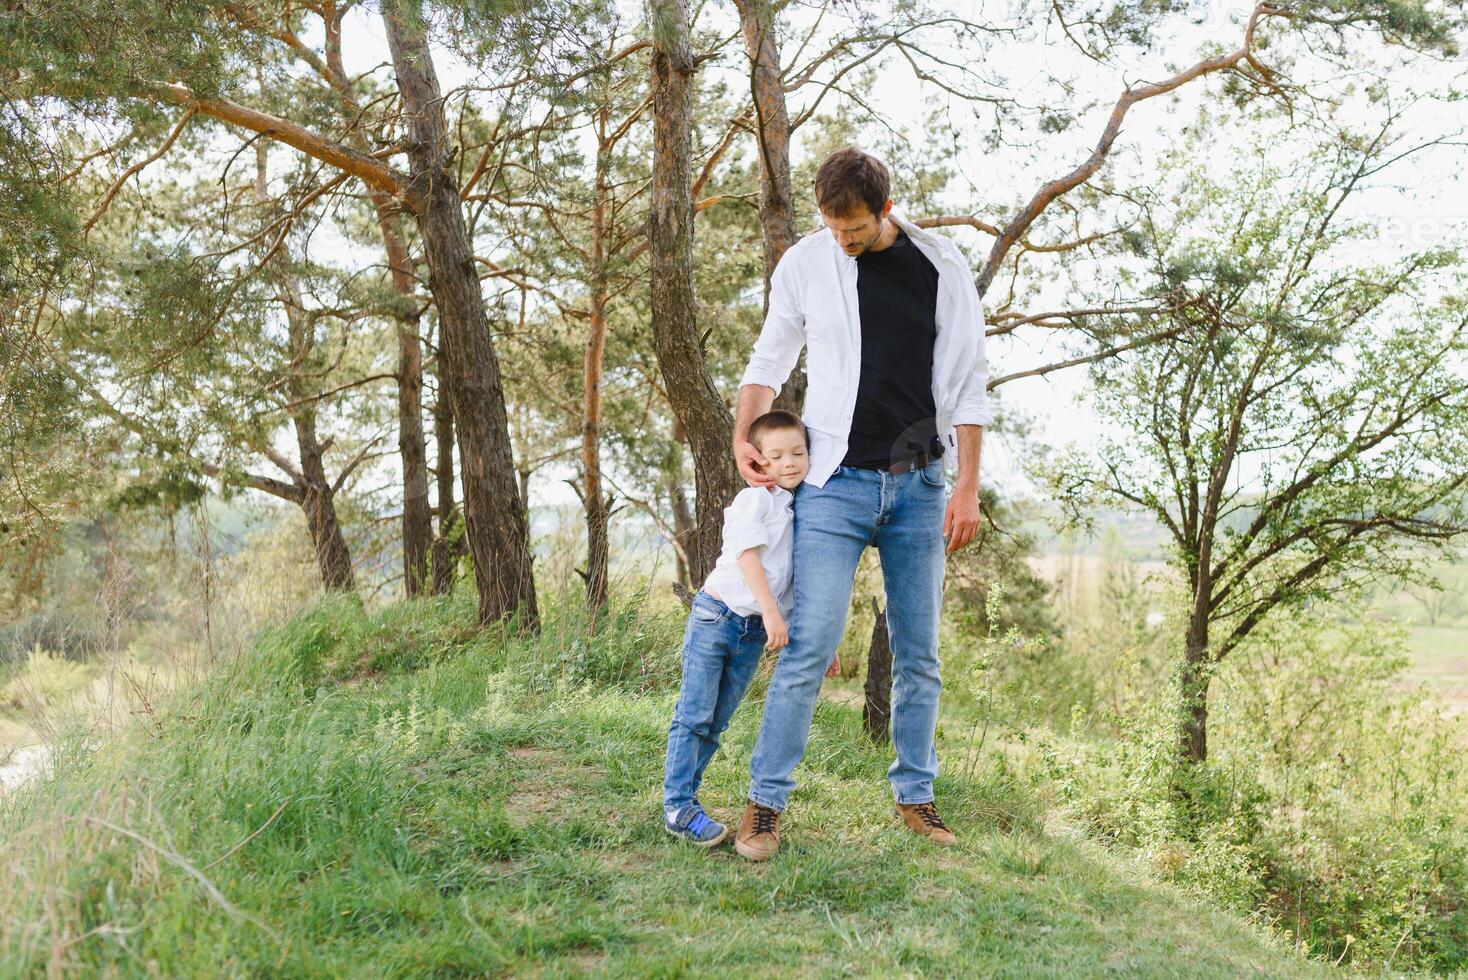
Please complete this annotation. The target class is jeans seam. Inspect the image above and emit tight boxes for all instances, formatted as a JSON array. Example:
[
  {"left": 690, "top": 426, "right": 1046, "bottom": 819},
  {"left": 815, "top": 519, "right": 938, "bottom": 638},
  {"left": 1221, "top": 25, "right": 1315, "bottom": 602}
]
[
  {"left": 895, "top": 793, "right": 935, "bottom": 805},
  {"left": 747, "top": 792, "right": 784, "bottom": 812}
]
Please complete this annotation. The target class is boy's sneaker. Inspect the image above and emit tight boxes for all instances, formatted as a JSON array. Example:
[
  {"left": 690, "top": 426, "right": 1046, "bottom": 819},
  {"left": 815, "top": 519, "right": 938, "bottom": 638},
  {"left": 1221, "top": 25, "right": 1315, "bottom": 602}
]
[{"left": 665, "top": 804, "right": 729, "bottom": 847}]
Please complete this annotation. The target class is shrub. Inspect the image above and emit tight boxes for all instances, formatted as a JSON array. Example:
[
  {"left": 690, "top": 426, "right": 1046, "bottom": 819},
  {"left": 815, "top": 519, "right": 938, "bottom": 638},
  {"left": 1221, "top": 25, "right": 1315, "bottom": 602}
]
[
  {"left": 1045, "top": 605, "right": 1468, "bottom": 971},
  {"left": 2, "top": 647, "right": 92, "bottom": 715}
]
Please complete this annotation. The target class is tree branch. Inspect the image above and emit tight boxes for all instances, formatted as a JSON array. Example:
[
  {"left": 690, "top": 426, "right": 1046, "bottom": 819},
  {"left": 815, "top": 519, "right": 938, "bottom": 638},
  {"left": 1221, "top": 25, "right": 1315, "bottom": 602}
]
[
  {"left": 975, "top": 3, "right": 1278, "bottom": 295},
  {"left": 149, "top": 82, "right": 411, "bottom": 204},
  {"left": 83, "top": 109, "right": 196, "bottom": 233}
]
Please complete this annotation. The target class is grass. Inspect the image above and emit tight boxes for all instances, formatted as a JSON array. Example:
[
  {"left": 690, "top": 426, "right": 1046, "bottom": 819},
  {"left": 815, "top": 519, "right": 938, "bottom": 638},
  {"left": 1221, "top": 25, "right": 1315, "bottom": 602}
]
[{"left": 0, "top": 593, "right": 1323, "bottom": 977}]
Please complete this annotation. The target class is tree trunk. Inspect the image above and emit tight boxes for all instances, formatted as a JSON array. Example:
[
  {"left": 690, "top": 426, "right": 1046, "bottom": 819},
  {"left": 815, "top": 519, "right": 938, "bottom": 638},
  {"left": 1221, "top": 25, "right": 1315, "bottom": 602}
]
[
  {"left": 430, "top": 374, "right": 459, "bottom": 595},
  {"left": 382, "top": 0, "right": 538, "bottom": 628},
  {"left": 582, "top": 110, "right": 613, "bottom": 615},
  {"left": 254, "top": 144, "right": 355, "bottom": 595},
  {"left": 1178, "top": 611, "right": 1210, "bottom": 764},
  {"left": 294, "top": 412, "right": 356, "bottom": 592},
  {"left": 98, "top": 516, "right": 125, "bottom": 648},
  {"left": 864, "top": 598, "right": 893, "bottom": 742},
  {"left": 283, "top": 302, "right": 353, "bottom": 592},
  {"left": 649, "top": 0, "right": 740, "bottom": 584},
  {"left": 374, "top": 203, "right": 432, "bottom": 597},
  {"left": 670, "top": 478, "right": 694, "bottom": 588},
  {"left": 312, "top": 20, "right": 431, "bottom": 598},
  {"left": 733, "top": 0, "right": 806, "bottom": 415}
]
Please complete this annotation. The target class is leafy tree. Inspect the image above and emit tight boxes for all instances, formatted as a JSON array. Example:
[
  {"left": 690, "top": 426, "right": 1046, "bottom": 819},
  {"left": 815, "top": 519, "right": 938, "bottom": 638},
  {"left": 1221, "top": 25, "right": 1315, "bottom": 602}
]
[
  {"left": 6, "top": 0, "right": 545, "bottom": 624},
  {"left": 1042, "top": 120, "right": 1468, "bottom": 765}
]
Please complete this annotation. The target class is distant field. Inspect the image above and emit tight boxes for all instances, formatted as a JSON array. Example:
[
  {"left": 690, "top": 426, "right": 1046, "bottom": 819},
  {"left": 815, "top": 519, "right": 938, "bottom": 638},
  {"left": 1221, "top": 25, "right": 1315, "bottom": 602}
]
[
  {"left": 1029, "top": 549, "right": 1468, "bottom": 709},
  {"left": 1399, "top": 625, "right": 1468, "bottom": 712},
  {"left": 1026, "top": 552, "right": 1175, "bottom": 589}
]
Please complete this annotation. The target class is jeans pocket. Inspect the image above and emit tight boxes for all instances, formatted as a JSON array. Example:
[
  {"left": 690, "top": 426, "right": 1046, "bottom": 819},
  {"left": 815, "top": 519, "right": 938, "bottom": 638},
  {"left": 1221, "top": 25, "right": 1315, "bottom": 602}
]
[
  {"left": 690, "top": 600, "right": 725, "bottom": 626},
  {"left": 918, "top": 461, "right": 946, "bottom": 489}
]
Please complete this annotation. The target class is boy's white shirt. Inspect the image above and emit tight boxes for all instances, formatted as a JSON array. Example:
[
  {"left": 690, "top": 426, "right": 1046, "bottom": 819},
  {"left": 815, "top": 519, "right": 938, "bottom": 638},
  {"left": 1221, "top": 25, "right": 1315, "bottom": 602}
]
[
  {"left": 701, "top": 485, "right": 795, "bottom": 619},
  {"left": 739, "top": 208, "right": 994, "bottom": 489}
]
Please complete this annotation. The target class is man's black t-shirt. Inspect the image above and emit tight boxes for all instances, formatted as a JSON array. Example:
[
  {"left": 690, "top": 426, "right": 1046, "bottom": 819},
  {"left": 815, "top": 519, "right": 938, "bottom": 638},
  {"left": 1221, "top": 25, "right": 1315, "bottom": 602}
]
[{"left": 841, "top": 231, "right": 945, "bottom": 469}]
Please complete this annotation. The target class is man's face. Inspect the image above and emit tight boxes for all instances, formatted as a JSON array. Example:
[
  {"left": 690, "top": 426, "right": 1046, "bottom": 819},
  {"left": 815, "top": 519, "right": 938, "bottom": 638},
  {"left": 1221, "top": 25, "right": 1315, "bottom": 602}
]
[
  {"left": 756, "top": 428, "right": 810, "bottom": 490},
  {"left": 821, "top": 201, "right": 892, "bottom": 256}
]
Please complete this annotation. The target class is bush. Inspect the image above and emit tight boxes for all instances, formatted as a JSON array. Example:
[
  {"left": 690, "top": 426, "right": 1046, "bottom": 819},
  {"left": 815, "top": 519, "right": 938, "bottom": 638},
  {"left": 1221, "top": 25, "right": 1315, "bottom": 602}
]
[
  {"left": 1044, "top": 606, "right": 1468, "bottom": 971},
  {"left": 2, "top": 647, "right": 92, "bottom": 715},
  {"left": 511, "top": 583, "right": 683, "bottom": 695}
]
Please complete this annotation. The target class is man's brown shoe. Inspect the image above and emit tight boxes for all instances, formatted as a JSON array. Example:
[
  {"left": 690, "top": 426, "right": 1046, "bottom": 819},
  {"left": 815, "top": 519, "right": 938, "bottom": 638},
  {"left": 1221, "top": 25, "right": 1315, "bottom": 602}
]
[
  {"left": 734, "top": 802, "right": 781, "bottom": 861},
  {"left": 896, "top": 801, "right": 958, "bottom": 846}
]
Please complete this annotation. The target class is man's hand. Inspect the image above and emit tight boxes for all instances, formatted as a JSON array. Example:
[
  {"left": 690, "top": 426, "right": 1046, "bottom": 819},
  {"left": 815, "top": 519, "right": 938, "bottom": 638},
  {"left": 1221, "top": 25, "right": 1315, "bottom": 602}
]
[
  {"left": 943, "top": 483, "right": 981, "bottom": 554},
  {"left": 763, "top": 610, "right": 789, "bottom": 652},
  {"left": 736, "top": 439, "right": 775, "bottom": 489},
  {"left": 824, "top": 653, "right": 841, "bottom": 678}
]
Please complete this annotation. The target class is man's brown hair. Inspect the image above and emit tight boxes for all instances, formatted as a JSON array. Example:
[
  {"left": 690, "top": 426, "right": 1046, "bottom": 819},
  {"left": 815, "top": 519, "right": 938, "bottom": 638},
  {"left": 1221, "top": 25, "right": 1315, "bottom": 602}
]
[
  {"left": 813, "top": 146, "right": 891, "bottom": 219},
  {"left": 748, "top": 409, "right": 808, "bottom": 451}
]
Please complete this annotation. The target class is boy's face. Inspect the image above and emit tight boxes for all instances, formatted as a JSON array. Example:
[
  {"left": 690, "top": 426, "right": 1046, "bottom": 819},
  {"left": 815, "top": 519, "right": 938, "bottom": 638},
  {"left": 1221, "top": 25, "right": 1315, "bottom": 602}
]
[{"left": 756, "top": 427, "right": 810, "bottom": 490}]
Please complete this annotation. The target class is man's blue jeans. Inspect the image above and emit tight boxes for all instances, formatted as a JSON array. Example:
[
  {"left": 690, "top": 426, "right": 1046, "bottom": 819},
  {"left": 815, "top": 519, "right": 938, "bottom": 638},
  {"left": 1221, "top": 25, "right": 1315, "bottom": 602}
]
[
  {"left": 663, "top": 591, "right": 767, "bottom": 813},
  {"left": 748, "top": 458, "right": 947, "bottom": 811}
]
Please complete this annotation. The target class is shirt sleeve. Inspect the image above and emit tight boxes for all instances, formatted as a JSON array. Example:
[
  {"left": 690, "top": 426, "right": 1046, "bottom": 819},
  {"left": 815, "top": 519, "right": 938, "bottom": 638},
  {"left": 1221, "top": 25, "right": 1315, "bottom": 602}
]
[
  {"left": 949, "top": 241, "right": 995, "bottom": 428},
  {"left": 720, "top": 487, "right": 772, "bottom": 557},
  {"left": 738, "top": 250, "right": 806, "bottom": 397}
]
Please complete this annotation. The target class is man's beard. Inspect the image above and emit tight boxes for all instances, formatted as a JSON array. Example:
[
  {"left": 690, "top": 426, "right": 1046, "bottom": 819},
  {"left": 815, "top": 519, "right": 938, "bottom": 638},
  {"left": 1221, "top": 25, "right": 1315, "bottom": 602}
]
[{"left": 847, "top": 221, "right": 885, "bottom": 255}]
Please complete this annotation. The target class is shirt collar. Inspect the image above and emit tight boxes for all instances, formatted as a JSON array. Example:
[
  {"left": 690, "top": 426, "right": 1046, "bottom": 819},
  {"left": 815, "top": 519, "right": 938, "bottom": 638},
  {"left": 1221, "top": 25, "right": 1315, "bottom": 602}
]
[{"left": 815, "top": 206, "right": 937, "bottom": 258}]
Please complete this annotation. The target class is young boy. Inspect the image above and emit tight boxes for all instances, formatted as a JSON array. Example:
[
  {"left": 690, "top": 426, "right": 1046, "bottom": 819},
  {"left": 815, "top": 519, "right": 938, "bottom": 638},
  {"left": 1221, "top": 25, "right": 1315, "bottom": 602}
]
[{"left": 662, "top": 410, "right": 810, "bottom": 846}]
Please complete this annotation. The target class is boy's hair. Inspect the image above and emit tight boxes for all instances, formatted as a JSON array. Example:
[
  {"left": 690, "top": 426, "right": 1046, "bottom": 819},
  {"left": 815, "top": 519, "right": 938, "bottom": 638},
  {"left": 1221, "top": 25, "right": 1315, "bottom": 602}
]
[
  {"left": 748, "top": 409, "right": 808, "bottom": 451},
  {"left": 814, "top": 146, "right": 891, "bottom": 219}
]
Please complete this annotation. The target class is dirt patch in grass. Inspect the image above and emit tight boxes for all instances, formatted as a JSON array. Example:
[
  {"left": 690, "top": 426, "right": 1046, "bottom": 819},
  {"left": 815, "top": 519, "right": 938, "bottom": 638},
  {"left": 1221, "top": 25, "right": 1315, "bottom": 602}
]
[
  {"left": 506, "top": 785, "right": 578, "bottom": 820},
  {"left": 565, "top": 950, "right": 607, "bottom": 973},
  {"left": 592, "top": 849, "right": 650, "bottom": 873},
  {"left": 480, "top": 859, "right": 520, "bottom": 880},
  {"left": 503, "top": 746, "right": 606, "bottom": 824}
]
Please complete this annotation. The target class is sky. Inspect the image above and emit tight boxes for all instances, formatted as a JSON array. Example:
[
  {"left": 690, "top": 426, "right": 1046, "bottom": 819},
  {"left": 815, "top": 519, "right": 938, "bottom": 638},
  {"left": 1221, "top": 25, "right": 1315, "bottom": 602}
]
[{"left": 312, "top": 1, "right": 1465, "bottom": 515}]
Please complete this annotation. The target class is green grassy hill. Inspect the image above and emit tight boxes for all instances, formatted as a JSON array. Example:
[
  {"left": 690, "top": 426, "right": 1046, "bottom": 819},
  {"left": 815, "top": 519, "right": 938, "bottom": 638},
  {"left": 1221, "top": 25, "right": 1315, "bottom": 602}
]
[{"left": 1, "top": 595, "right": 1323, "bottom": 977}]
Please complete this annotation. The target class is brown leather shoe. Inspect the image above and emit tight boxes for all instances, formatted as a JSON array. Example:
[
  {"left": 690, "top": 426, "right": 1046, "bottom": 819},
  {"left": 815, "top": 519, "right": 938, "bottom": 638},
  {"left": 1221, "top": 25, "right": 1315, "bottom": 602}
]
[
  {"left": 896, "top": 801, "right": 958, "bottom": 846},
  {"left": 734, "top": 801, "right": 781, "bottom": 861}
]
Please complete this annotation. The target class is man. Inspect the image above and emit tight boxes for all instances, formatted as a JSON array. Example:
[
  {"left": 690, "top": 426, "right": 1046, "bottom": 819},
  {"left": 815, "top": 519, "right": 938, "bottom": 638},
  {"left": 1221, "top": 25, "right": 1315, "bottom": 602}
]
[{"left": 731, "top": 146, "right": 992, "bottom": 861}]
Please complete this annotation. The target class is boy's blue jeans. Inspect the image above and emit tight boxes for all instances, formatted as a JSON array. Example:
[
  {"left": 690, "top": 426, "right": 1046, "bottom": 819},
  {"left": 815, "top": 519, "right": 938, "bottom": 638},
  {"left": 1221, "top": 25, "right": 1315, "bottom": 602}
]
[
  {"left": 749, "top": 459, "right": 947, "bottom": 812},
  {"left": 663, "top": 591, "right": 767, "bottom": 813}
]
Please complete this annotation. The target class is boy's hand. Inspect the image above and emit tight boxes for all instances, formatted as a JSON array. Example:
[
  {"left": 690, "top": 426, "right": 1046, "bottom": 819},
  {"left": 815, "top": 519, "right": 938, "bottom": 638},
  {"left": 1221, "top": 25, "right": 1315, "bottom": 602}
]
[
  {"left": 763, "top": 611, "right": 789, "bottom": 653},
  {"left": 736, "top": 439, "right": 775, "bottom": 488},
  {"left": 825, "top": 653, "right": 841, "bottom": 678}
]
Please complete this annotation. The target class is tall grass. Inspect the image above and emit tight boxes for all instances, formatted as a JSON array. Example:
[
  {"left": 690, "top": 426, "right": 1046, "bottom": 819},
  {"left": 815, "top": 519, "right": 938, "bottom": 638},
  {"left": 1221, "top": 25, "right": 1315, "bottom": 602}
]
[{"left": 0, "top": 585, "right": 683, "bottom": 973}]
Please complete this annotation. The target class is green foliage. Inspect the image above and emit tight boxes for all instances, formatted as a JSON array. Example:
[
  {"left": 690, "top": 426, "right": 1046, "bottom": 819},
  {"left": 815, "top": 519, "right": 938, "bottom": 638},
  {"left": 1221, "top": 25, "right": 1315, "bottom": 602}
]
[
  {"left": 2, "top": 0, "right": 229, "bottom": 99},
  {"left": 1045, "top": 603, "right": 1468, "bottom": 970},
  {"left": 0, "top": 109, "right": 92, "bottom": 551},
  {"left": 110, "top": 465, "right": 207, "bottom": 513},
  {"left": 948, "top": 580, "right": 1051, "bottom": 782},
  {"left": 2, "top": 647, "right": 92, "bottom": 715}
]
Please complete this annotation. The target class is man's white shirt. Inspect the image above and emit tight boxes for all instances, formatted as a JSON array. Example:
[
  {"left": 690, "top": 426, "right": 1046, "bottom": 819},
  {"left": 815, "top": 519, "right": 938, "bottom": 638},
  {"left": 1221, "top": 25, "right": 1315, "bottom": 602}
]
[
  {"left": 702, "top": 485, "right": 795, "bottom": 619},
  {"left": 739, "top": 208, "right": 994, "bottom": 488}
]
